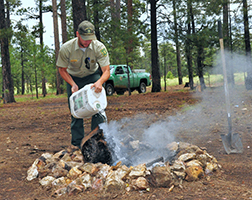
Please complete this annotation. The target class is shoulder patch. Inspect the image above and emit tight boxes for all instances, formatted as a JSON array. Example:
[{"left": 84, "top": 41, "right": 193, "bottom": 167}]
[{"left": 100, "top": 48, "right": 108, "bottom": 57}]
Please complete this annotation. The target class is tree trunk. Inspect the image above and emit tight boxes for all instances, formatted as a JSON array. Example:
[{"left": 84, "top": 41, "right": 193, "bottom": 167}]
[
  {"left": 223, "top": 0, "right": 234, "bottom": 85},
  {"left": 93, "top": 0, "right": 100, "bottom": 41},
  {"left": 243, "top": 0, "right": 252, "bottom": 89},
  {"left": 163, "top": 46, "right": 167, "bottom": 91},
  {"left": 127, "top": 0, "right": 133, "bottom": 57},
  {"left": 197, "top": 43, "right": 206, "bottom": 90},
  {"left": 52, "top": 0, "right": 64, "bottom": 95},
  {"left": 72, "top": 0, "right": 86, "bottom": 35},
  {"left": 38, "top": 0, "right": 47, "bottom": 97},
  {"left": 35, "top": 64, "right": 38, "bottom": 99},
  {"left": 116, "top": 0, "right": 120, "bottom": 19},
  {"left": 0, "top": 0, "right": 15, "bottom": 103},
  {"left": 21, "top": 45, "right": 25, "bottom": 95},
  {"left": 150, "top": 0, "right": 161, "bottom": 92},
  {"left": 186, "top": 0, "right": 193, "bottom": 90},
  {"left": 60, "top": 0, "right": 68, "bottom": 43},
  {"left": 172, "top": 0, "right": 182, "bottom": 85}
]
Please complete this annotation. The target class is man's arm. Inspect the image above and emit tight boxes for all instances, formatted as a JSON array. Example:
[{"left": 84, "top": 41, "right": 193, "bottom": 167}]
[
  {"left": 91, "top": 65, "right": 110, "bottom": 93},
  {"left": 58, "top": 67, "right": 79, "bottom": 93}
]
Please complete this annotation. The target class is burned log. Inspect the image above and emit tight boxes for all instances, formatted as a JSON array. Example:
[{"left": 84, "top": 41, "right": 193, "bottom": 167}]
[{"left": 81, "top": 127, "right": 112, "bottom": 165}]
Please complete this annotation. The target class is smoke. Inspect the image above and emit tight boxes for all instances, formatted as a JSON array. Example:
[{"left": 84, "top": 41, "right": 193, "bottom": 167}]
[{"left": 100, "top": 51, "right": 251, "bottom": 167}]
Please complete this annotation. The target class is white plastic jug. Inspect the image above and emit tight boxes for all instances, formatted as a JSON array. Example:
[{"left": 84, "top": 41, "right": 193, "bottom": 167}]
[{"left": 69, "top": 83, "right": 107, "bottom": 119}]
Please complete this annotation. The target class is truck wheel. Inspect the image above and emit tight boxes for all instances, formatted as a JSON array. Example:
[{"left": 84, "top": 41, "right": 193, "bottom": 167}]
[
  {"left": 105, "top": 83, "right": 114, "bottom": 96},
  {"left": 138, "top": 82, "right": 146, "bottom": 93}
]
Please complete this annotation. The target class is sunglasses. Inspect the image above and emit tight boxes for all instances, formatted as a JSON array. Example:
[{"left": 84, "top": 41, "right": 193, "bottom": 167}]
[{"left": 85, "top": 57, "right": 90, "bottom": 69}]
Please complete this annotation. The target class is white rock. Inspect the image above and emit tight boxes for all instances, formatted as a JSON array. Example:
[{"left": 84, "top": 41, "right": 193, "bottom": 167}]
[
  {"left": 178, "top": 153, "right": 196, "bottom": 162},
  {"left": 39, "top": 176, "right": 56, "bottom": 186},
  {"left": 26, "top": 159, "right": 39, "bottom": 181},
  {"left": 129, "top": 164, "right": 148, "bottom": 177}
]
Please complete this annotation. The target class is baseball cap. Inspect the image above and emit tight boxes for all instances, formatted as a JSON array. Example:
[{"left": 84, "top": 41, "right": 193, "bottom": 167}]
[{"left": 77, "top": 21, "right": 97, "bottom": 40}]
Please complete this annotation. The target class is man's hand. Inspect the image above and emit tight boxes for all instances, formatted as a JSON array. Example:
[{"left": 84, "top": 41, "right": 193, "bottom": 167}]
[
  {"left": 91, "top": 81, "right": 103, "bottom": 93},
  {"left": 72, "top": 84, "right": 79, "bottom": 93},
  {"left": 90, "top": 65, "right": 110, "bottom": 93},
  {"left": 58, "top": 67, "right": 79, "bottom": 94}
]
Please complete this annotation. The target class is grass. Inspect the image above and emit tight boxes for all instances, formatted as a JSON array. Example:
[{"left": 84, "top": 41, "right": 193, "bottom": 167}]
[
  {"left": 10, "top": 92, "right": 67, "bottom": 103},
  {"left": 161, "top": 72, "right": 245, "bottom": 87},
  {"left": 0, "top": 73, "right": 246, "bottom": 104}
]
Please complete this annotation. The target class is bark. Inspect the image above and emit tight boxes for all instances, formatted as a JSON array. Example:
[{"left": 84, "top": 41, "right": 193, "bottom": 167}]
[
  {"left": 60, "top": 0, "right": 68, "bottom": 43},
  {"left": 186, "top": 0, "right": 193, "bottom": 90},
  {"left": 93, "top": 0, "right": 100, "bottom": 41},
  {"left": 243, "top": 0, "right": 252, "bottom": 89},
  {"left": 127, "top": 0, "right": 133, "bottom": 56},
  {"left": 21, "top": 45, "right": 25, "bottom": 95},
  {"left": 0, "top": 0, "right": 15, "bottom": 103},
  {"left": 116, "top": 0, "right": 120, "bottom": 19},
  {"left": 72, "top": 0, "right": 86, "bottom": 35},
  {"left": 52, "top": 0, "right": 64, "bottom": 94},
  {"left": 223, "top": 0, "right": 234, "bottom": 85},
  {"left": 150, "top": 0, "right": 161, "bottom": 92},
  {"left": 38, "top": 0, "right": 47, "bottom": 97},
  {"left": 197, "top": 44, "right": 206, "bottom": 90},
  {"left": 172, "top": 0, "right": 182, "bottom": 85}
]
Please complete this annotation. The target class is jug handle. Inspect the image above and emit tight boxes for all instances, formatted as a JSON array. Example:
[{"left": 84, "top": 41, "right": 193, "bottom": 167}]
[{"left": 92, "top": 87, "right": 101, "bottom": 98}]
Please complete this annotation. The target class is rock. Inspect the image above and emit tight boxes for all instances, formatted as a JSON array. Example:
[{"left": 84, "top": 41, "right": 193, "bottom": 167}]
[
  {"left": 185, "top": 166, "right": 204, "bottom": 181},
  {"left": 177, "top": 142, "right": 191, "bottom": 150},
  {"left": 129, "top": 140, "right": 140, "bottom": 149},
  {"left": 96, "top": 164, "right": 111, "bottom": 179},
  {"left": 151, "top": 165, "right": 174, "bottom": 187},
  {"left": 66, "top": 180, "right": 83, "bottom": 195},
  {"left": 178, "top": 153, "right": 196, "bottom": 162},
  {"left": 41, "top": 153, "right": 54, "bottom": 162},
  {"left": 133, "top": 177, "right": 148, "bottom": 190},
  {"left": 104, "top": 178, "right": 124, "bottom": 192},
  {"left": 185, "top": 160, "right": 203, "bottom": 168},
  {"left": 166, "top": 142, "right": 179, "bottom": 152},
  {"left": 78, "top": 163, "right": 99, "bottom": 175},
  {"left": 129, "top": 163, "right": 149, "bottom": 178},
  {"left": 58, "top": 160, "right": 72, "bottom": 171},
  {"left": 114, "top": 165, "right": 131, "bottom": 180},
  {"left": 71, "top": 150, "right": 83, "bottom": 162},
  {"left": 27, "top": 159, "right": 39, "bottom": 181},
  {"left": 170, "top": 160, "right": 186, "bottom": 179},
  {"left": 177, "top": 143, "right": 201, "bottom": 157},
  {"left": 39, "top": 175, "right": 56, "bottom": 186},
  {"left": 61, "top": 153, "right": 72, "bottom": 162},
  {"left": 196, "top": 154, "right": 208, "bottom": 167},
  {"left": 67, "top": 167, "right": 82, "bottom": 179},
  {"left": 78, "top": 173, "right": 92, "bottom": 189},
  {"left": 51, "top": 164, "right": 69, "bottom": 178},
  {"left": 52, "top": 150, "right": 68, "bottom": 160},
  {"left": 205, "top": 162, "right": 219, "bottom": 175},
  {"left": 53, "top": 187, "right": 67, "bottom": 197},
  {"left": 92, "top": 178, "right": 104, "bottom": 190},
  {"left": 52, "top": 177, "right": 66, "bottom": 186}
]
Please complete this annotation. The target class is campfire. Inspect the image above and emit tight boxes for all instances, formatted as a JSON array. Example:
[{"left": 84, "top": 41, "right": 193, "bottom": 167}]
[{"left": 26, "top": 128, "right": 221, "bottom": 197}]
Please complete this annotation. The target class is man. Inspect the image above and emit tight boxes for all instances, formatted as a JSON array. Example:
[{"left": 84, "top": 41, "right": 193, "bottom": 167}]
[{"left": 57, "top": 20, "right": 110, "bottom": 148}]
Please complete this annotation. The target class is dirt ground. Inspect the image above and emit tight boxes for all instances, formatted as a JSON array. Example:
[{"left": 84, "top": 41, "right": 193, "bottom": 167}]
[{"left": 0, "top": 84, "right": 252, "bottom": 200}]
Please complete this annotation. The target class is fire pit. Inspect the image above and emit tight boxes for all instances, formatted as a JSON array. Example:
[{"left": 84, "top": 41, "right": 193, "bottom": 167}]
[{"left": 26, "top": 130, "right": 221, "bottom": 197}]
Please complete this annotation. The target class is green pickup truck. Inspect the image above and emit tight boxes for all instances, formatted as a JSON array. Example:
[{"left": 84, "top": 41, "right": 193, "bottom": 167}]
[{"left": 105, "top": 65, "right": 152, "bottom": 96}]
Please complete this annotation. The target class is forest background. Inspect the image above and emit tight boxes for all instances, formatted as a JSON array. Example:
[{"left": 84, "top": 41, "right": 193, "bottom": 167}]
[{"left": 0, "top": 0, "right": 252, "bottom": 103}]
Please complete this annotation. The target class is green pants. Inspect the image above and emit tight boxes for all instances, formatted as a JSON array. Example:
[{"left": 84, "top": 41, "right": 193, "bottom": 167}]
[{"left": 67, "top": 71, "right": 106, "bottom": 148}]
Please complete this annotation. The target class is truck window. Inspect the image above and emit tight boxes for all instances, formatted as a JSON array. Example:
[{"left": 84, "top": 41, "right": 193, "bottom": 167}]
[
  {"left": 115, "top": 66, "right": 124, "bottom": 74},
  {"left": 123, "top": 66, "right": 129, "bottom": 73}
]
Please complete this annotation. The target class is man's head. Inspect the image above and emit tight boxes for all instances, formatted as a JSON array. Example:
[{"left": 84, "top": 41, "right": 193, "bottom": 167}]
[{"left": 77, "top": 20, "right": 97, "bottom": 41}]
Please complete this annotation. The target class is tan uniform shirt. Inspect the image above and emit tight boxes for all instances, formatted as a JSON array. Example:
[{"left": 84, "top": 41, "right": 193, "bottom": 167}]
[{"left": 56, "top": 38, "right": 110, "bottom": 78}]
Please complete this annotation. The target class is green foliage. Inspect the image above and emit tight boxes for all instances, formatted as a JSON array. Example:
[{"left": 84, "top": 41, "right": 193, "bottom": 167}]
[
  {"left": 166, "top": 71, "right": 174, "bottom": 79},
  {"left": 9, "top": 20, "right": 55, "bottom": 95},
  {"left": 5, "top": 0, "right": 252, "bottom": 97}
]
